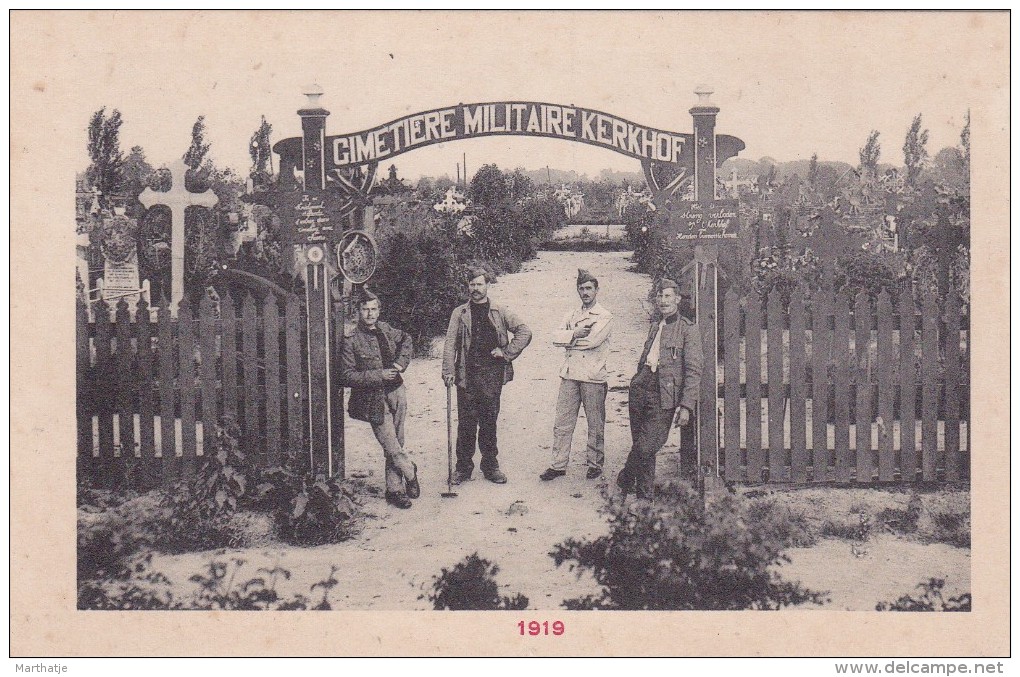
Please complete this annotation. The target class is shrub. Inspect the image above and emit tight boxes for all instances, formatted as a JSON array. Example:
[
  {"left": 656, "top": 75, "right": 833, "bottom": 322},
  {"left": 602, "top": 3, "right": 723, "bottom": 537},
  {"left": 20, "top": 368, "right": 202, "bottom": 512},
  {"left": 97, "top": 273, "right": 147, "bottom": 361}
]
[
  {"left": 834, "top": 251, "right": 900, "bottom": 299},
  {"left": 194, "top": 418, "right": 249, "bottom": 516},
  {"left": 255, "top": 465, "right": 363, "bottom": 546},
  {"left": 79, "top": 556, "right": 340, "bottom": 610},
  {"left": 551, "top": 483, "right": 827, "bottom": 610},
  {"left": 78, "top": 554, "right": 179, "bottom": 610},
  {"left": 876, "top": 578, "right": 971, "bottom": 612},
  {"left": 745, "top": 497, "right": 818, "bottom": 548},
  {"left": 77, "top": 512, "right": 139, "bottom": 582},
  {"left": 876, "top": 492, "right": 923, "bottom": 534},
  {"left": 424, "top": 553, "right": 529, "bottom": 610},
  {"left": 370, "top": 228, "right": 466, "bottom": 356},
  {"left": 189, "top": 558, "right": 337, "bottom": 610},
  {"left": 820, "top": 512, "right": 872, "bottom": 542}
]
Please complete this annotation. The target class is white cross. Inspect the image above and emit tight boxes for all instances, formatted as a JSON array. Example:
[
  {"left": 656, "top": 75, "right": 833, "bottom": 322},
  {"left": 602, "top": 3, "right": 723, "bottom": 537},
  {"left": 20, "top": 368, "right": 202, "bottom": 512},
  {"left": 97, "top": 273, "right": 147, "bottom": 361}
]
[{"left": 138, "top": 160, "right": 219, "bottom": 310}]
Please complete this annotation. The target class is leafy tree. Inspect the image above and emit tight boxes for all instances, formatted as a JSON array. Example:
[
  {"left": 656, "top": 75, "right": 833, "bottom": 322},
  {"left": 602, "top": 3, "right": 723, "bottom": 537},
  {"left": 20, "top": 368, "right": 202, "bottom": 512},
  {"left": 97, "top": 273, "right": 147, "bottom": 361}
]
[
  {"left": 470, "top": 163, "right": 511, "bottom": 207},
  {"left": 858, "top": 130, "right": 881, "bottom": 177},
  {"left": 807, "top": 153, "right": 819, "bottom": 188},
  {"left": 86, "top": 107, "right": 126, "bottom": 204},
  {"left": 183, "top": 115, "right": 212, "bottom": 170},
  {"left": 903, "top": 113, "right": 930, "bottom": 188},
  {"left": 248, "top": 115, "right": 273, "bottom": 186}
]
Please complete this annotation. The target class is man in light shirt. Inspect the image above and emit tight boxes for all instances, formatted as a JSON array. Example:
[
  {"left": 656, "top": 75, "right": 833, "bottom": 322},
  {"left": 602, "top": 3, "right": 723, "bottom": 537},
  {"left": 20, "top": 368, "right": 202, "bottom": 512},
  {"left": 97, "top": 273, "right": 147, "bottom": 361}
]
[
  {"left": 540, "top": 269, "right": 614, "bottom": 481},
  {"left": 618, "top": 277, "right": 703, "bottom": 500}
]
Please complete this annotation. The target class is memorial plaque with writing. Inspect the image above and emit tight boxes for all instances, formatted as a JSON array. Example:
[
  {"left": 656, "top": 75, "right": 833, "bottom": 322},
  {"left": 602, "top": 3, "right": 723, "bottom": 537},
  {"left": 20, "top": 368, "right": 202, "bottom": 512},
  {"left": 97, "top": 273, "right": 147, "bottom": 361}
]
[
  {"left": 665, "top": 199, "right": 739, "bottom": 241},
  {"left": 282, "top": 191, "right": 345, "bottom": 246}
]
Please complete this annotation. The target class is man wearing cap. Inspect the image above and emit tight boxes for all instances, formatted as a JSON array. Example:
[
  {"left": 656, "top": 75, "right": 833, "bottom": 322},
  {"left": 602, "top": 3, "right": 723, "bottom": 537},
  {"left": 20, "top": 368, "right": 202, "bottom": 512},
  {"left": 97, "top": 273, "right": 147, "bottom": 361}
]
[
  {"left": 618, "top": 278, "right": 703, "bottom": 501},
  {"left": 443, "top": 266, "right": 532, "bottom": 484},
  {"left": 540, "top": 269, "right": 614, "bottom": 481},
  {"left": 340, "top": 290, "right": 420, "bottom": 509}
]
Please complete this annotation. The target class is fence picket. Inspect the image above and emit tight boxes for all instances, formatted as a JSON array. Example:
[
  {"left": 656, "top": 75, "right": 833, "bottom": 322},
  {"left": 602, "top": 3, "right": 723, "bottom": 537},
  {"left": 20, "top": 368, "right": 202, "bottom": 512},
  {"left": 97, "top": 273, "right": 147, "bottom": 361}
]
[
  {"left": 285, "top": 295, "right": 304, "bottom": 459},
  {"left": 745, "top": 294, "right": 763, "bottom": 482},
  {"left": 93, "top": 301, "right": 114, "bottom": 486},
  {"left": 222, "top": 293, "right": 238, "bottom": 421},
  {"left": 854, "top": 292, "right": 873, "bottom": 483},
  {"left": 178, "top": 299, "right": 197, "bottom": 478},
  {"left": 767, "top": 290, "right": 785, "bottom": 481},
  {"left": 723, "top": 289, "right": 742, "bottom": 482},
  {"left": 136, "top": 298, "right": 156, "bottom": 488},
  {"left": 899, "top": 287, "right": 917, "bottom": 481},
  {"left": 157, "top": 300, "right": 178, "bottom": 483},
  {"left": 789, "top": 287, "right": 808, "bottom": 483},
  {"left": 833, "top": 292, "right": 852, "bottom": 482},
  {"left": 264, "top": 293, "right": 282, "bottom": 466},
  {"left": 810, "top": 290, "right": 831, "bottom": 481},
  {"left": 115, "top": 300, "right": 134, "bottom": 484},
  {"left": 944, "top": 291, "right": 962, "bottom": 481},
  {"left": 76, "top": 297, "right": 94, "bottom": 482},
  {"left": 200, "top": 294, "right": 218, "bottom": 460},
  {"left": 876, "top": 291, "right": 896, "bottom": 482},
  {"left": 241, "top": 294, "right": 261, "bottom": 465},
  {"left": 921, "top": 294, "right": 939, "bottom": 481}
]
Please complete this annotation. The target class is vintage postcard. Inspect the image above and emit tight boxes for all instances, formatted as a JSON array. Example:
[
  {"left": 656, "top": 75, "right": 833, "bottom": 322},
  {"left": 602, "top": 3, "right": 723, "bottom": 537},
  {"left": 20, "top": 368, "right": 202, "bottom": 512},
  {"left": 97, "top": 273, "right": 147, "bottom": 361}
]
[{"left": 9, "top": 10, "right": 1009, "bottom": 657}]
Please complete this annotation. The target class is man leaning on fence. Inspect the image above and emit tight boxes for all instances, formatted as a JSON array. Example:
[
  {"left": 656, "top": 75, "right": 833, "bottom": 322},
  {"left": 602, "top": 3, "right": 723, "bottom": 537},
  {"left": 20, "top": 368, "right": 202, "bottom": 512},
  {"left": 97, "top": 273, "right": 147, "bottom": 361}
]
[
  {"left": 340, "top": 290, "right": 420, "bottom": 509},
  {"left": 618, "top": 278, "right": 703, "bottom": 501}
]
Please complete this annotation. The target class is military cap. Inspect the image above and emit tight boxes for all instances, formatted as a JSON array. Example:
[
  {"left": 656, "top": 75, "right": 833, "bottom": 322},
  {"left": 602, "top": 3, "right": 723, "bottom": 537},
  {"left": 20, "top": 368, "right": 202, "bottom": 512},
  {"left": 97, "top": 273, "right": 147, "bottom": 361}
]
[
  {"left": 657, "top": 277, "right": 680, "bottom": 292},
  {"left": 576, "top": 268, "right": 598, "bottom": 286},
  {"left": 356, "top": 288, "right": 380, "bottom": 305}
]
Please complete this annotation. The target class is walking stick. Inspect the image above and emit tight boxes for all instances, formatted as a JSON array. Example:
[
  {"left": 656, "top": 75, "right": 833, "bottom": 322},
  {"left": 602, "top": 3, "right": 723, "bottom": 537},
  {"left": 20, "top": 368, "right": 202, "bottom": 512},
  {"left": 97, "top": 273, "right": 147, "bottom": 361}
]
[{"left": 441, "top": 383, "right": 458, "bottom": 498}]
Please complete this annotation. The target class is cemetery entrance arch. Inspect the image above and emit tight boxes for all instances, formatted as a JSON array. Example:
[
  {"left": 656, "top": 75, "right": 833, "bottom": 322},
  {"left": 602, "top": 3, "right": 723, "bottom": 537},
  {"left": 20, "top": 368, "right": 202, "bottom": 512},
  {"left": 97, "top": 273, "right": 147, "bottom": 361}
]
[{"left": 273, "top": 90, "right": 745, "bottom": 480}]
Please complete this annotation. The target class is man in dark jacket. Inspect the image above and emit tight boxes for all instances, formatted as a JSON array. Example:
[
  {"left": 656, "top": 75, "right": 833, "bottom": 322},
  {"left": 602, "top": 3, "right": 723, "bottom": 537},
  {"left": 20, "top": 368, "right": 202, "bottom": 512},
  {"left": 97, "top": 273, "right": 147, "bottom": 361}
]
[
  {"left": 618, "top": 278, "right": 703, "bottom": 501},
  {"left": 340, "top": 291, "right": 420, "bottom": 509},
  {"left": 442, "top": 266, "right": 532, "bottom": 484}
]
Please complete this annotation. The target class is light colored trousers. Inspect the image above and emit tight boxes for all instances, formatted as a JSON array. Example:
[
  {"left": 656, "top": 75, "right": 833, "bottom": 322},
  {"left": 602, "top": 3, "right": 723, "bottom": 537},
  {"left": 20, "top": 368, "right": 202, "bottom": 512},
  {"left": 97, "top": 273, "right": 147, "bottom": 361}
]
[
  {"left": 551, "top": 378, "right": 608, "bottom": 471},
  {"left": 371, "top": 386, "right": 417, "bottom": 494}
]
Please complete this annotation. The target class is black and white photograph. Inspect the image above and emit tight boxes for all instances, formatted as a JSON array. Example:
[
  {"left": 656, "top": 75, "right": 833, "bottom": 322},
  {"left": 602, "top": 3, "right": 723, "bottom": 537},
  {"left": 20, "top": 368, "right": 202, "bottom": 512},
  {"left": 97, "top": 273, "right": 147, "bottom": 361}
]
[{"left": 10, "top": 10, "right": 1009, "bottom": 659}]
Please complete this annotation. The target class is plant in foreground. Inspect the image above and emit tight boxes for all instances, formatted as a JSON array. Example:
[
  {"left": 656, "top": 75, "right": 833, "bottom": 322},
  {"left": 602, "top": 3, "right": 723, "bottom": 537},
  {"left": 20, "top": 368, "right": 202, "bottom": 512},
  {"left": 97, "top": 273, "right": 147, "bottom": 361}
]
[
  {"left": 551, "top": 483, "right": 828, "bottom": 610},
  {"left": 424, "top": 553, "right": 529, "bottom": 610},
  {"left": 79, "top": 556, "right": 340, "bottom": 610},
  {"left": 876, "top": 578, "right": 971, "bottom": 612}
]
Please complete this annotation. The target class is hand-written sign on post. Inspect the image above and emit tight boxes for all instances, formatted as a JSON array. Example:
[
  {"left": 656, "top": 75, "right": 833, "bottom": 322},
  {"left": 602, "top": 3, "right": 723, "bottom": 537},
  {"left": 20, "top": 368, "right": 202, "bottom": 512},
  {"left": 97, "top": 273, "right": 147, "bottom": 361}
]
[
  {"left": 283, "top": 192, "right": 344, "bottom": 246},
  {"left": 666, "top": 199, "right": 740, "bottom": 241},
  {"left": 294, "top": 194, "right": 335, "bottom": 243}
]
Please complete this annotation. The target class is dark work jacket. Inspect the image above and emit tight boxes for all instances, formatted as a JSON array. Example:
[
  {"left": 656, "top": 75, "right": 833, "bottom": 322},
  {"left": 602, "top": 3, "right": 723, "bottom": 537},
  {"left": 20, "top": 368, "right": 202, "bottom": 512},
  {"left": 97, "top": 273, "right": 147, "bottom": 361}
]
[
  {"left": 442, "top": 300, "right": 532, "bottom": 389},
  {"left": 637, "top": 314, "right": 704, "bottom": 412},
  {"left": 340, "top": 320, "right": 413, "bottom": 425}
]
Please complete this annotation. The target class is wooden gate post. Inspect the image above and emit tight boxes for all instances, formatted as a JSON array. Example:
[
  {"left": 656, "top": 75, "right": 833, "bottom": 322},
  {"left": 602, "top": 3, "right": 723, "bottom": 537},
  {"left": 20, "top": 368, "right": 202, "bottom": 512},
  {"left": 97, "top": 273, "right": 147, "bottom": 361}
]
[
  {"left": 296, "top": 86, "right": 342, "bottom": 477},
  {"left": 690, "top": 87, "right": 722, "bottom": 494}
]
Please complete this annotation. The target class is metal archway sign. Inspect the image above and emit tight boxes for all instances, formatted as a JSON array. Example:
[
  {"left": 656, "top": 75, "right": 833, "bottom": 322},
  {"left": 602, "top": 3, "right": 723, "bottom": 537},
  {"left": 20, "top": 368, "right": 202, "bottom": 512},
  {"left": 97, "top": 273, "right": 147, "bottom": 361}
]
[{"left": 335, "top": 230, "right": 379, "bottom": 284}]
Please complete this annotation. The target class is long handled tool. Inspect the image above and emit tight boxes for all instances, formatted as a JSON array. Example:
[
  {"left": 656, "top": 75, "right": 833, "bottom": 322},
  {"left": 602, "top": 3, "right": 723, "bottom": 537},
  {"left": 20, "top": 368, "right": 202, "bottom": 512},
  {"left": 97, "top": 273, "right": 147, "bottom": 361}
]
[{"left": 441, "top": 383, "right": 458, "bottom": 497}]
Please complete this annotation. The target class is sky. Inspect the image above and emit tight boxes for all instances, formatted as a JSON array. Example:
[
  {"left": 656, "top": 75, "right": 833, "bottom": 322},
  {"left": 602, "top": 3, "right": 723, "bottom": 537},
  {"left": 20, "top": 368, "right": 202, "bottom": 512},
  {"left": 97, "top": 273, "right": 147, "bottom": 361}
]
[{"left": 55, "top": 11, "right": 1000, "bottom": 182}]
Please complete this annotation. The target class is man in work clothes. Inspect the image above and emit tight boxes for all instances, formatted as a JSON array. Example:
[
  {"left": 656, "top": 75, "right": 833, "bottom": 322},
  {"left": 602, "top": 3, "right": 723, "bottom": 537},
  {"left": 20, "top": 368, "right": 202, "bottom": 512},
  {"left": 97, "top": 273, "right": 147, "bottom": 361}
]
[
  {"left": 443, "top": 266, "right": 532, "bottom": 484},
  {"left": 540, "top": 269, "right": 614, "bottom": 481},
  {"left": 618, "top": 278, "right": 703, "bottom": 501},
  {"left": 340, "top": 291, "right": 420, "bottom": 509}
]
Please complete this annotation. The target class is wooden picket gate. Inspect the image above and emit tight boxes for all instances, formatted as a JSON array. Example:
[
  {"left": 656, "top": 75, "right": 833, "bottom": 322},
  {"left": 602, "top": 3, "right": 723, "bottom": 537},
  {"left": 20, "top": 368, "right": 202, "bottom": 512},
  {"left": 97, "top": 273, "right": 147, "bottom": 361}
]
[
  {"left": 715, "top": 285, "right": 969, "bottom": 484},
  {"left": 76, "top": 293, "right": 321, "bottom": 489}
]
